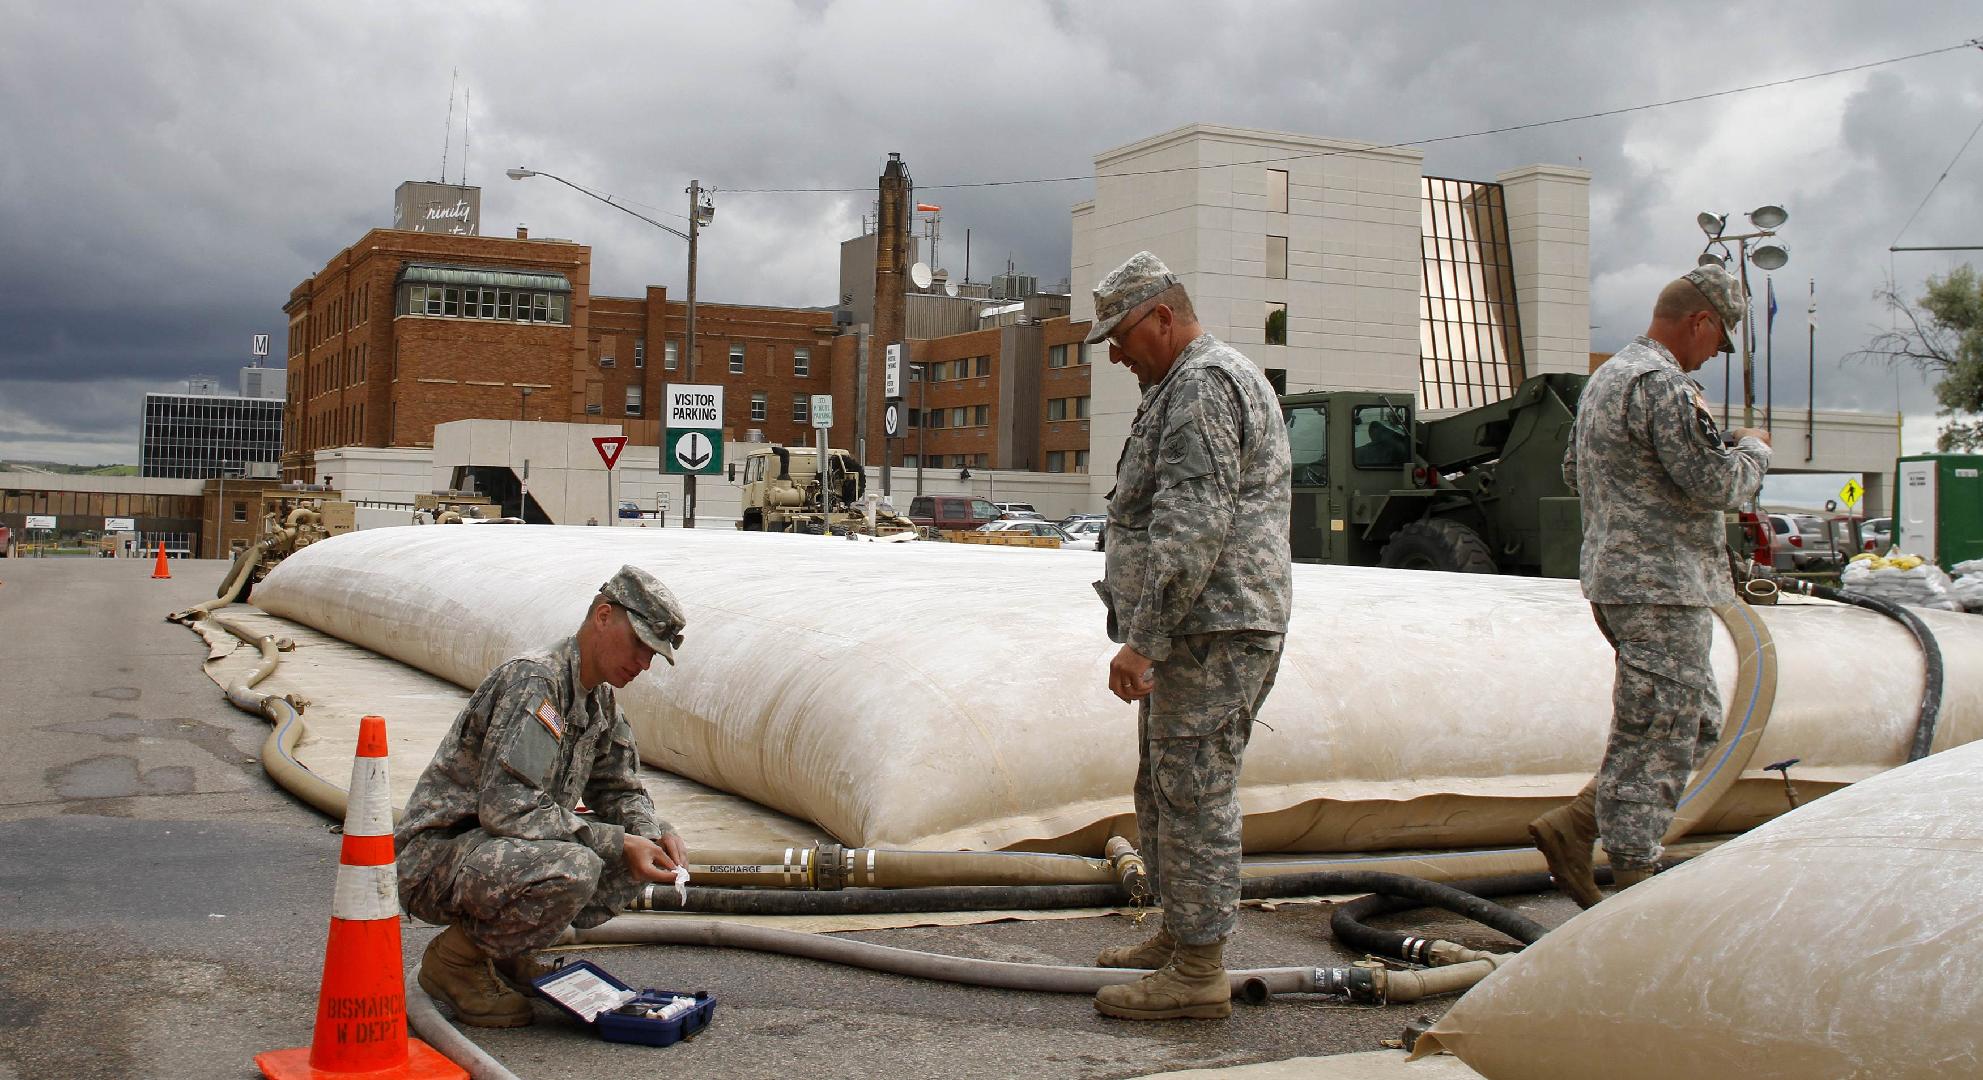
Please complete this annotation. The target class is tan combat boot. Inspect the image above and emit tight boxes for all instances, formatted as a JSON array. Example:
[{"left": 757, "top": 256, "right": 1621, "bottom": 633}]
[
  {"left": 417, "top": 925, "right": 534, "bottom": 1028},
  {"left": 492, "top": 952, "right": 562, "bottom": 995},
  {"left": 1094, "top": 939, "right": 1230, "bottom": 1020},
  {"left": 1096, "top": 924, "right": 1176, "bottom": 970},
  {"left": 1528, "top": 781, "right": 1603, "bottom": 909},
  {"left": 1609, "top": 865, "right": 1655, "bottom": 892}
]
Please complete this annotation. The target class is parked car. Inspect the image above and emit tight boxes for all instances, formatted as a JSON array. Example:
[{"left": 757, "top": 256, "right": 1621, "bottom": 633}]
[
  {"left": 908, "top": 494, "right": 1000, "bottom": 532},
  {"left": 1768, "top": 512, "right": 1844, "bottom": 571},
  {"left": 617, "top": 500, "right": 642, "bottom": 519},
  {"left": 1765, "top": 514, "right": 1801, "bottom": 572},
  {"left": 1861, "top": 516, "right": 1893, "bottom": 552},
  {"left": 975, "top": 519, "right": 1091, "bottom": 549},
  {"left": 1058, "top": 513, "right": 1104, "bottom": 529},
  {"left": 1060, "top": 518, "right": 1105, "bottom": 551},
  {"left": 993, "top": 502, "right": 1039, "bottom": 518}
]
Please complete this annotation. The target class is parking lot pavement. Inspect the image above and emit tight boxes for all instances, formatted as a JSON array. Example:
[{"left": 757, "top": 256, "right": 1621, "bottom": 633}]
[{"left": 0, "top": 559, "right": 1569, "bottom": 1079}]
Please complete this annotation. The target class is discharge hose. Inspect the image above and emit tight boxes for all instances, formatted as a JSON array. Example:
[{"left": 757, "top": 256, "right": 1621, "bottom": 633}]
[{"left": 1808, "top": 583, "right": 1944, "bottom": 761}]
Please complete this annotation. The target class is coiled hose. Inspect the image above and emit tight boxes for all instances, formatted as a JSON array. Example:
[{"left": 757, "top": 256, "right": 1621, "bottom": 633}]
[{"left": 1748, "top": 568, "right": 1946, "bottom": 761}]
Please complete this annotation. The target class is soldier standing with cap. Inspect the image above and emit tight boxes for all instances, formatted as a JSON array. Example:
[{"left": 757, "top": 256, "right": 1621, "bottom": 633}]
[
  {"left": 1087, "top": 251, "right": 1292, "bottom": 1020},
  {"left": 396, "top": 564, "right": 690, "bottom": 1027},
  {"left": 1530, "top": 263, "right": 1771, "bottom": 907}
]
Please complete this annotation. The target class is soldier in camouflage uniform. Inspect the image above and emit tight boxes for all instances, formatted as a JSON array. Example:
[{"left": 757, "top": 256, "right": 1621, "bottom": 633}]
[
  {"left": 1530, "top": 264, "right": 1771, "bottom": 908},
  {"left": 1086, "top": 251, "right": 1293, "bottom": 1021},
  {"left": 396, "top": 564, "right": 689, "bottom": 1027}
]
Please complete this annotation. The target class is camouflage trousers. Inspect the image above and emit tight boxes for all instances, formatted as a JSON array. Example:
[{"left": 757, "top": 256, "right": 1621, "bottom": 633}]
[
  {"left": 1590, "top": 603, "right": 1722, "bottom": 871},
  {"left": 398, "top": 828, "right": 642, "bottom": 959},
  {"left": 1134, "top": 630, "right": 1284, "bottom": 946}
]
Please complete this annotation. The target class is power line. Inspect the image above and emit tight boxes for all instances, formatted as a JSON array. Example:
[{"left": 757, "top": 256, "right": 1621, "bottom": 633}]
[
  {"left": 717, "top": 38, "right": 1982, "bottom": 195},
  {"left": 1891, "top": 102, "right": 1983, "bottom": 247}
]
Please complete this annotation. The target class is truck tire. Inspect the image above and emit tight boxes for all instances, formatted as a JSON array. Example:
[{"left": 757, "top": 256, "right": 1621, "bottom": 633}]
[{"left": 1379, "top": 519, "right": 1497, "bottom": 574}]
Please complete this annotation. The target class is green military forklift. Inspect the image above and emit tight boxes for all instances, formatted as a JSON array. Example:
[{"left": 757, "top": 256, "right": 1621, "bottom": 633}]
[{"left": 1281, "top": 372, "right": 1587, "bottom": 576}]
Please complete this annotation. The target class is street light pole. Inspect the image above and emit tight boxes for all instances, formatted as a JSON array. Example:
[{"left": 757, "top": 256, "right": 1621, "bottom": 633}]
[
  {"left": 1696, "top": 207, "right": 1789, "bottom": 431},
  {"left": 508, "top": 165, "right": 708, "bottom": 526},
  {"left": 684, "top": 179, "right": 701, "bottom": 528}
]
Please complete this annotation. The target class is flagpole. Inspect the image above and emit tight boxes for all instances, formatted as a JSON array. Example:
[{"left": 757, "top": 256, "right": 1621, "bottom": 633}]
[
  {"left": 1805, "top": 278, "right": 1815, "bottom": 463},
  {"left": 1764, "top": 276, "right": 1775, "bottom": 434}
]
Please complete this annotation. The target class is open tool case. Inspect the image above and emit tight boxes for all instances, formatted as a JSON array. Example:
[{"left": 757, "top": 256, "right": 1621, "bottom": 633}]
[{"left": 532, "top": 959, "right": 717, "bottom": 1046}]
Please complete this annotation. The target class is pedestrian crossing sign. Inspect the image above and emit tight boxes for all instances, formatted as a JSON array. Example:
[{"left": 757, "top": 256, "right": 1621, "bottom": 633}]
[{"left": 1839, "top": 478, "right": 1863, "bottom": 510}]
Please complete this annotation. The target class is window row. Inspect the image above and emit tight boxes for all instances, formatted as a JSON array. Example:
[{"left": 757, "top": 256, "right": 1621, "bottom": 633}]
[
  {"left": 924, "top": 355, "right": 991, "bottom": 381},
  {"left": 306, "top": 287, "right": 373, "bottom": 351},
  {"left": 1045, "top": 450, "right": 1090, "bottom": 474},
  {"left": 724, "top": 343, "right": 812, "bottom": 377},
  {"left": 1047, "top": 396, "right": 1090, "bottom": 421},
  {"left": 746, "top": 392, "right": 825, "bottom": 423},
  {"left": 901, "top": 454, "right": 990, "bottom": 470},
  {"left": 397, "top": 284, "right": 570, "bottom": 325},
  {"left": 1047, "top": 343, "right": 1094, "bottom": 368},
  {"left": 905, "top": 405, "right": 990, "bottom": 429}
]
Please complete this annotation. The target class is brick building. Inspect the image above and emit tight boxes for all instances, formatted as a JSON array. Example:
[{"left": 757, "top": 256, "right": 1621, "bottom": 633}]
[
  {"left": 282, "top": 228, "right": 838, "bottom": 482},
  {"left": 832, "top": 314, "right": 1095, "bottom": 475}
]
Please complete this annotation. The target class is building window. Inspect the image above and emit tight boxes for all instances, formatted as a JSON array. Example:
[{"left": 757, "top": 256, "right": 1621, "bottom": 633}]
[
  {"left": 1077, "top": 342, "right": 1090, "bottom": 365},
  {"left": 974, "top": 355, "right": 990, "bottom": 377},
  {"left": 233, "top": 502, "right": 247, "bottom": 522},
  {"left": 1075, "top": 450, "right": 1089, "bottom": 473},
  {"left": 1267, "top": 235, "right": 1288, "bottom": 279},
  {"left": 625, "top": 386, "right": 643, "bottom": 417},
  {"left": 973, "top": 404, "right": 989, "bottom": 426},
  {"left": 1266, "top": 302, "right": 1288, "bottom": 346},
  {"left": 1049, "top": 344, "right": 1068, "bottom": 368},
  {"left": 729, "top": 343, "right": 746, "bottom": 375},
  {"left": 600, "top": 354, "right": 616, "bottom": 368},
  {"left": 902, "top": 454, "right": 919, "bottom": 468},
  {"left": 1049, "top": 396, "right": 1088, "bottom": 421},
  {"left": 634, "top": 338, "right": 645, "bottom": 368},
  {"left": 585, "top": 403, "right": 602, "bottom": 415},
  {"left": 793, "top": 347, "right": 810, "bottom": 377},
  {"left": 950, "top": 407, "right": 967, "bottom": 428},
  {"left": 1268, "top": 168, "right": 1289, "bottom": 214},
  {"left": 907, "top": 408, "right": 921, "bottom": 428},
  {"left": 750, "top": 392, "right": 767, "bottom": 422},
  {"left": 397, "top": 282, "right": 570, "bottom": 325},
  {"left": 928, "top": 361, "right": 947, "bottom": 382},
  {"left": 928, "top": 409, "right": 946, "bottom": 429},
  {"left": 664, "top": 339, "right": 679, "bottom": 371},
  {"left": 1419, "top": 176, "right": 1527, "bottom": 410},
  {"left": 792, "top": 394, "right": 809, "bottom": 423},
  {"left": 1047, "top": 451, "right": 1066, "bottom": 473}
]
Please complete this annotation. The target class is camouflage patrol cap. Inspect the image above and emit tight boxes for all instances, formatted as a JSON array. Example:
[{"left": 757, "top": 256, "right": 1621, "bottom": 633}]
[
  {"left": 599, "top": 564, "right": 686, "bottom": 665},
  {"left": 1084, "top": 251, "right": 1179, "bottom": 344},
  {"left": 1682, "top": 263, "right": 1744, "bottom": 353}
]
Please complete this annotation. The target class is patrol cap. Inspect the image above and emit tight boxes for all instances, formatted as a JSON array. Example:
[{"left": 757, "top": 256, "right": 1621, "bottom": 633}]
[
  {"left": 1682, "top": 263, "right": 1744, "bottom": 353},
  {"left": 1085, "top": 251, "right": 1179, "bottom": 344},
  {"left": 599, "top": 564, "right": 686, "bottom": 665}
]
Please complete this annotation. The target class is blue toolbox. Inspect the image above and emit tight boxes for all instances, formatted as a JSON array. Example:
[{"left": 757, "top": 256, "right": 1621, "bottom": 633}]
[{"left": 532, "top": 960, "right": 717, "bottom": 1046}]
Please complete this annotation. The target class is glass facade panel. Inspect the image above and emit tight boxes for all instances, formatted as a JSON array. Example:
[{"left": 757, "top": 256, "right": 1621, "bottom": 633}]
[
  {"left": 1418, "top": 177, "right": 1526, "bottom": 410},
  {"left": 139, "top": 394, "right": 284, "bottom": 478}
]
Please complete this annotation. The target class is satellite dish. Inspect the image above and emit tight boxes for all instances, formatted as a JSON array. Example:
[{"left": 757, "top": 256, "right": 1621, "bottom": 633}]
[
  {"left": 944, "top": 280, "right": 959, "bottom": 298},
  {"left": 909, "top": 262, "right": 933, "bottom": 290}
]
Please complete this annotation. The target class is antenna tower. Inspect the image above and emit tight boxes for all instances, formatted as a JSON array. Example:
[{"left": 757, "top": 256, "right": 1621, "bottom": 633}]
[
  {"left": 461, "top": 87, "right": 470, "bottom": 185},
  {"left": 439, "top": 68, "right": 457, "bottom": 182}
]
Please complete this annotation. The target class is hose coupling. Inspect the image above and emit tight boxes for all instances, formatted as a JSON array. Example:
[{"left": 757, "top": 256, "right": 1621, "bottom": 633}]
[
  {"left": 1104, "top": 836, "right": 1149, "bottom": 903},
  {"left": 1313, "top": 965, "right": 1384, "bottom": 1004},
  {"left": 812, "top": 843, "right": 847, "bottom": 891}
]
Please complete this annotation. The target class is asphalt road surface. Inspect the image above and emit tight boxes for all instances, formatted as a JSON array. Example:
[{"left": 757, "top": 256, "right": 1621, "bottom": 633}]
[{"left": 0, "top": 557, "right": 1572, "bottom": 1079}]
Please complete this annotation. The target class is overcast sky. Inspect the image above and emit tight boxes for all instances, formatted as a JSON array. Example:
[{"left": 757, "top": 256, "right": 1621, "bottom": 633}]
[{"left": 2, "top": 2, "right": 1979, "bottom": 500}]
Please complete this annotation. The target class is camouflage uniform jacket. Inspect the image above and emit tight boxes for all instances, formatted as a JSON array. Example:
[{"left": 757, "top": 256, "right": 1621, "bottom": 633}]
[
  {"left": 1098, "top": 333, "right": 1293, "bottom": 661},
  {"left": 1567, "top": 336, "right": 1770, "bottom": 606},
  {"left": 395, "top": 634, "right": 668, "bottom": 863}
]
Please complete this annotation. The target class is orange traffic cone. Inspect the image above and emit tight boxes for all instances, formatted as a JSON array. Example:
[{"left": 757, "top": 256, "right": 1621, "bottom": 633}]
[
  {"left": 257, "top": 716, "right": 465, "bottom": 1080},
  {"left": 151, "top": 541, "right": 171, "bottom": 579}
]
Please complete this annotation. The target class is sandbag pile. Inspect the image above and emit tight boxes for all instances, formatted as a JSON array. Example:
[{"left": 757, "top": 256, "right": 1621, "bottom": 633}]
[
  {"left": 1842, "top": 551, "right": 1962, "bottom": 611},
  {"left": 1952, "top": 558, "right": 1983, "bottom": 613}
]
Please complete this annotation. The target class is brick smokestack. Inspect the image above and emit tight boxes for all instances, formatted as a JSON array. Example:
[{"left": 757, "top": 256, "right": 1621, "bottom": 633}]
[{"left": 873, "top": 153, "right": 909, "bottom": 368}]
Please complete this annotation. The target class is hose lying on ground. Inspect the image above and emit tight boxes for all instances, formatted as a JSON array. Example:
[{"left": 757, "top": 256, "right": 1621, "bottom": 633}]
[{"left": 1329, "top": 872, "right": 1591, "bottom": 963}]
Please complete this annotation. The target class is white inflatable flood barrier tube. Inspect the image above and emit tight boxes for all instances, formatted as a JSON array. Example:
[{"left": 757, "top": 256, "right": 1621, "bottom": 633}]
[
  {"left": 252, "top": 526, "right": 1983, "bottom": 853},
  {"left": 1414, "top": 733, "right": 1983, "bottom": 1078}
]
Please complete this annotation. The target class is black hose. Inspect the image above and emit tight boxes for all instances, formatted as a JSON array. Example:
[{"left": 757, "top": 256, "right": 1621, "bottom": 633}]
[
  {"left": 1809, "top": 582, "right": 1945, "bottom": 761},
  {"left": 640, "top": 869, "right": 1553, "bottom": 950},
  {"left": 1328, "top": 872, "right": 1586, "bottom": 962}
]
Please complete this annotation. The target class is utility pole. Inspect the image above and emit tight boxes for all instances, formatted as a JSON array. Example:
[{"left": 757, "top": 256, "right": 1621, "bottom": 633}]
[{"left": 684, "top": 179, "right": 701, "bottom": 528}]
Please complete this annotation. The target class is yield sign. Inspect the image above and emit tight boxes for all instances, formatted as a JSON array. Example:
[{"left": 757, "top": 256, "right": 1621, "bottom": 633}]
[{"left": 592, "top": 436, "right": 628, "bottom": 470}]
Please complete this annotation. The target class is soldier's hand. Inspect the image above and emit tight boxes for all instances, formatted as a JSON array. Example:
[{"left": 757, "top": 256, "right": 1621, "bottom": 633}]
[
  {"left": 1108, "top": 645, "right": 1157, "bottom": 703},
  {"left": 1728, "top": 427, "right": 1772, "bottom": 447},
  {"left": 623, "top": 833, "right": 681, "bottom": 883},
  {"left": 655, "top": 831, "right": 687, "bottom": 871}
]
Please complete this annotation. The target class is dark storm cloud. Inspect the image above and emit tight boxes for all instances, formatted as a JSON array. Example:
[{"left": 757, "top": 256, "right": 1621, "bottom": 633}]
[{"left": 2, "top": 0, "right": 1978, "bottom": 463}]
